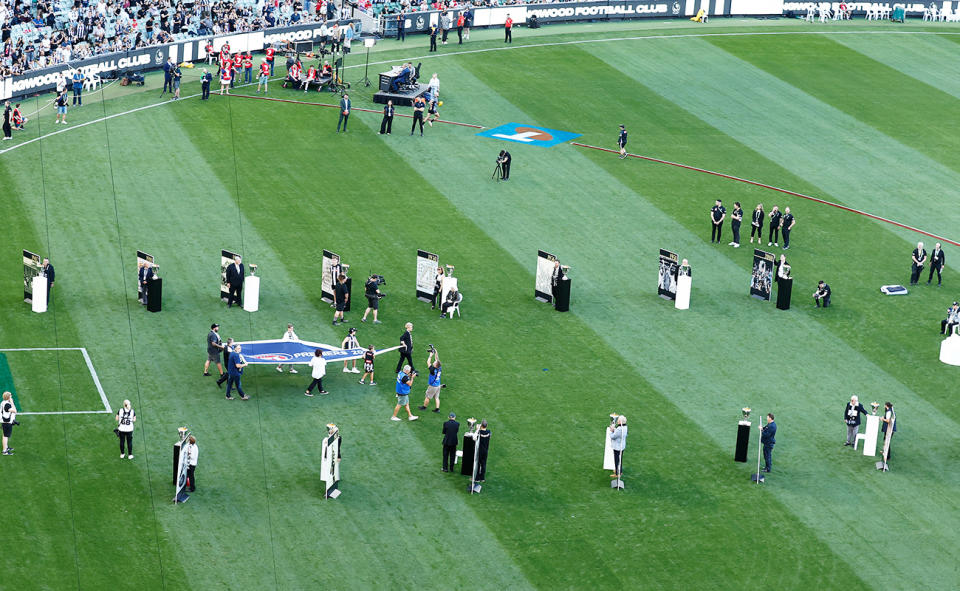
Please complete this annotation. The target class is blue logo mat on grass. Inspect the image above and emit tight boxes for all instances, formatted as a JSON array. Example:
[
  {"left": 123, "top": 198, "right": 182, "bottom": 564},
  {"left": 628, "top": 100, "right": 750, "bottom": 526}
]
[{"left": 477, "top": 123, "right": 580, "bottom": 148}]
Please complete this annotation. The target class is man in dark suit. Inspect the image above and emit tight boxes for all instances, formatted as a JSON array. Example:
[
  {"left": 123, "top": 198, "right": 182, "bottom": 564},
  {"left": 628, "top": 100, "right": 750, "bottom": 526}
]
[
  {"left": 138, "top": 262, "right": 154, "bottom": 305},
  {"left": 225, "top": 255, "right": 244, "bottom": 308},
  {"left": 396, "top": 322, "right": 415, "bottom": 373},
  {"left": 225, "top": 344, "right": 249, "bottom": 400},
  {"left": 710, "top": 199, "right": 726, "bottom": 244},
  {"left": 42, "top": 258, "right": 55, "bottom": 303},
  {"left": 162, "top": 57, "right": 173, "bottom": 94},
  {"left": 927, "top": 242, "right": 945, "bottom": 286},
  {"left": 910, "top": 241, "right": 927, "bottom": 285},
  {"left": 550, "top": 259, "right": 565, "bottom": 309},
  {"left": 441, "top": 412, "right": 459, "bottom": 472},
  {"left": 758, "top": 413, "right": 776, "bottom": 472},
  {"left": 200, "top": 68, "right": 212, "bottom": 100},
  {"left": 476, "top": 420, "right": 491, "bottom": 482},
  {"left": 337, "top": 93, "right": 350, "bottom": 133},
  {"left": 843, "top": 395, "right": 868, "bottom": 446}
]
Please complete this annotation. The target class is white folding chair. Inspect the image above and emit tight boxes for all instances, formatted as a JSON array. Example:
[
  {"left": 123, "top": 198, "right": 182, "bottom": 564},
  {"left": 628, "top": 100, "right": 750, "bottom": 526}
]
[
  {"left": 447, "top": 293, "right": 462, "bottom": 319},
  {"left": 940, "top": 6, "right": 951, "bottom": 20},
  {"left": 84, "top": 73, "right": 101, "bottom": 92}
]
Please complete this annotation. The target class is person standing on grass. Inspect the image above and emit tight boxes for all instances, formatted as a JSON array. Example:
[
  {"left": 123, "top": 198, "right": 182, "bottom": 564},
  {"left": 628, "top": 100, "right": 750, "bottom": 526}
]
[
  {"left": 758, "top": 413, "right": 776, "bottom": 473},
  {"left": 418, "top": 349, "right": 442, "bottom": 413},
  {"left": 337, "top": 93, "right": 350, "bottom": 133},
  {"left": 71, "top": 68, "right": 85, "bottom": 106},
  {"left": 2, "top": 101, "right": 12, "bottom": 140},
  {"left": 411, "top": 95, "right": 425, "bottom": 136},
  {"left": 728, "top": 202, "right": 743, "bottom": 248},
  {"left": 116, "top": 399, "right": 136, "bottom": 459},
  {"left": 361, "top": 275, "right": 383, "bottom": 324},
  {"left": 910, "top": 242, "right": 927, "bottom": 286},
  {"left": 2, "top": 391, "right": 17, "bottom": 455},
  {"left": 277, "top": 324, "right": 300, "bottom": 374},
  {"left": 225, "top": 344, "right": 249, "bottom": 401},
  {"left": 257, "top": 60, "right": 270, "bottom": 94},
  {"left": 750, "top": 203, "right": 764, "bottom": 244},
  {"left": 333, "top": 275, "right": 349, "bottom": 325},
  {"left": 428, "top": 24, "right": 438, "bottom": 52},
  {"left": 217, "top": 338, "right": 235, "bottom": 388},
  {"left": 396, "top": 11, "right": 406, "bottom": 42},
  {"left": 781, "top": 207, "right": 795, "bottom": 250},
  {"left": 243, "top": 53, "right": 253, "bottom": 84},
  {"left": 396, "top": 323, "right": 415, "bottom": 373},
  {"left": 172, "top": 64, "right": 182, "bottom": 100},
  {"left": 204, "top": 323, "right": 224, "bottom": 377},
  {"left": 617, "top": 124, "right": 627, "bottom": 159},
  {"left": 42, "top": 258, "right": 55, "bottom": 304},
  {"left": 391, "top": 365, "right": 419, "bottom": 421},
  {"left": 843, "top": 395, "right": 868, "bottom": 447},
  {"left": 457, "top": 12, "right": 465, "bottom": 44},
  {"left": 219, "top": 65, "right": 231, "bottom": 95},
  {"left": 359, "top": 345, "right": 377, "bottom": 385},
  {"left": 608, "top": 415, "right": 627, "bottom": 479},
  {"left": 185, "top": 435, "right": 198, "bottom": 492},
  {"left": 379, "top": 100, "right": 394, "bottom": 135},
  {"left": 55, "top": 89, "right": 68, "bottom": 124},
  {"left": 767, "top": 205, "right": 782, "bottom": 247},
  {"left": 441, "top": 412, "right": 459, "bottom": 472},
  {"left": 928, "top": 243, "right": 945, "bottom": 286},
  {"left": 341, "top": 327, "right": 361, "bottom": 373},
  {"left": 476, "top": 420, "right": 491, "bottom": 482},
  {"left": 710, "top": 199, "right": 725, "bottom": 244},
  {"left": 504, "top": 14, "right": 513, "bottom": 43},
  {"left": 305, "top": 349, "right": 328, "bottom": 396},
  {"left": 201, "top": 69, "right": 213, "bottom": 100}
]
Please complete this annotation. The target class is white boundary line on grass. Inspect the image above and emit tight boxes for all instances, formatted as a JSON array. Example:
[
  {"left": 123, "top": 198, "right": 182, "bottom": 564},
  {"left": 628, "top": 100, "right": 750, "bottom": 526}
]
[
  {"left": 0, "top": 347, "right": 112, "bottom": 415},
  {"left": 1, "top": 29, "right": 958, "bottom": 157}
]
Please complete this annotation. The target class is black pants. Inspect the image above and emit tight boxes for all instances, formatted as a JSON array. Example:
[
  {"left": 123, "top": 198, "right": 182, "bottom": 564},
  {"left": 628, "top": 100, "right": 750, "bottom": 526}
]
[
  {"left": 201, "top": 82, "right": 210, "bottom": 99},
  {"left": 457, "top": 26, "right": 463, "bottom": 43},
  {"left": 501, "top": 161, "right": 510, "bottom": 180},
  {"left": 910, "top": 263, "right": 923, "bottom": 285},
  {"left": 476, "top": 450, "right": 488, "bottom": 481},
  {"left": 443, "top": 443, "right": 457, "bottom": 470},
  {"left": 306, "top": 377, "right": 324, "bottom": 393},
  {"left": 711, "top": 222, "right": 723, "bottom": 243},
  {"left": 442, "top": 301, "right": 455, "bottom": 316},
  {"left": 187, "top": 465, "right": 196, "bottom": 491},
  {"left": 338, "top": 112, "right": 349, "bottom": 132},
  {"left": 433, "top": 286, "right": 442, "bottom": 308},
  {"left": 751, "top": 224, "right": 763, "bottom": 239},
  {"left": 396, "top": 350, "right": 414, "bottom": 373},
  {"left": 505, "top": 28, "right": 512, "bottom": 43},
  {"left": 163, "top": 75, "right": 172, "bottom": 93},
  {"left": 612, "top": 449, "right": 622, "bottom": 474},
  {"left": 769, "top": 225, "right": 779, "bottom": 244},
  {"left": 731, "top": 222, "right": 741, "bottom": 245},
  {"left": 763, "top": 444, "right": 773, "bottom": 471},
  {"left": 119, "top": 431, "right": 133, "bottom": 455},
  {"left": 442, "top": 28, "right": 448, "bottom": 42},
  {"left": 928, "top": 265, "right": 942, "bottom": 285},
  {"left": 429, "top": 36, "right": 437, "bottom": 51},
  {"left": 782, "top": 227, "right": 791, "bottom": 248},
  {"left": 941, "top": 319, "right": 957, "bottom": 334},
  {"left": 397, "top": 27, "right": 404, "bottom": 41},
  {"left": 815, "top": 294, "right": 830, "bottom": 307},
  {"left": 228, "top": 282, "right": 242, "bottom": 307},
  {"left": 72, "top": 86, "right": 82, "bottom": 105},
  {"left": 380, "top": 115, "right": 393, "bottom": 134},
  {"left": 411, "top": 112, "right": 424, "bottom": 135},
  {"left": 2, "top": 121, "right": 10, "bottom": 138},
  {"left": 225, "top": 375, "right": 245, "bottom": 398}
]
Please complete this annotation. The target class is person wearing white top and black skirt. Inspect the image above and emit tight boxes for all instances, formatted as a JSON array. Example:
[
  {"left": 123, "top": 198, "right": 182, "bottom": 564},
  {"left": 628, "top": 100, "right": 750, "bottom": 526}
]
[
  {"left": 432, "top": 265, "right": 444, "bottom": 310},
  {"left": 341, "top": 327, "right": 361, "bottom": 373},
  {"left": 186, "top": 436, "right": 198, "bottom": 492},
  {"left": 116, "top": 399, "right": 136, "bottom": 459}
]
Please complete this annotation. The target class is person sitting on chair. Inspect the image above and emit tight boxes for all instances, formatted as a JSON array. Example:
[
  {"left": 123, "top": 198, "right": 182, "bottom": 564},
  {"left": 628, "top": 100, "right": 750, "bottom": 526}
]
[
  {"left": 813, "top": 280, "right": 831, "bottom": 308},
  {"left": 390, "top": 62, "right": 412, "bottom": 93},
  {"left": 440, "top": 289, "right": 460, "bottom": 318},
  {"left": 941, "top": 301, "right": 960, "bottom": 335}
]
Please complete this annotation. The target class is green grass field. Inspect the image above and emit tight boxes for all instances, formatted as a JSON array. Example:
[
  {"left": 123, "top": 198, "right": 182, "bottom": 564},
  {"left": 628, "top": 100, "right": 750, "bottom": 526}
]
[{"left": 2, "top": 17, "right": 959, "bottom": 590}]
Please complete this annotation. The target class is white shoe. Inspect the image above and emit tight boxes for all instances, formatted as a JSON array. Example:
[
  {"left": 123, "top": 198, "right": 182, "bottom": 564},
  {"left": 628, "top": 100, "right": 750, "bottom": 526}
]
[
  {"left": 733, "top": 244, "right": 740, "bottom": 248},
  {"left": 351, "top": 368, "right": 361, "bottom": 373},
  {"left": 276, "top": 366, "right": 283, "bottom": 372},
  {"left": 409, "top": 415, "right": 419, "bottom": 421},
  {"left": 343, "top": 367, "right": 350, "bottom": 373},
  {"left": 128, "top": 455, "right": 134, "bottom": 459},
  {"left": 767, "top": 242, "right": 772, "bottom": 246},
  {"left": 358, "top": 380, "right": 365, "bottom": 384},
  {"left": 728, "top": 242, "right": 735, "bottom": 246},
  {"left": 289, "top": 368, "right": 298, "bottom": 374},
  {"left": 391, "top": 416, "right": 402, "bottom": 421},
  {"left": 121, "top": 454, "right": 125, "bottom": 459}
]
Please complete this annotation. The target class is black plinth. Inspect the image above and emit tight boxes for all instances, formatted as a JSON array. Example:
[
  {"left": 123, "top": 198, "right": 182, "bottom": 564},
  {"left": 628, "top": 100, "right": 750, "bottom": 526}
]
[
  {"left": 147, "top": 278, "right": 163, "bottom": 312},
  {"left": 776, "top": 277, "right": 792, "bottom": 311},
  {"left": 460, "top": 434, "right": 476, "bottom": 476},
  {"left": 554, "top": 279, "right": 571, "bottom": 312},
  {"left": 735, "top": 422, "right": 751, "bottom": 462}
]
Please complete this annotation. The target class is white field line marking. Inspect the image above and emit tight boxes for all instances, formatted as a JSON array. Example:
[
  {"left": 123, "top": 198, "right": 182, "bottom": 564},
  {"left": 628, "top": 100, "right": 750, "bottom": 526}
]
[{"left": 0, "top": 347, "right": 112, "bottom": 414}]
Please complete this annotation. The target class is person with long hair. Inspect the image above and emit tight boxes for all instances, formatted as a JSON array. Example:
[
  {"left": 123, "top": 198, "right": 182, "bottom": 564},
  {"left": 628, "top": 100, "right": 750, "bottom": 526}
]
[{"left": 116, "top": 399, "right": 136, "bottom": 459}]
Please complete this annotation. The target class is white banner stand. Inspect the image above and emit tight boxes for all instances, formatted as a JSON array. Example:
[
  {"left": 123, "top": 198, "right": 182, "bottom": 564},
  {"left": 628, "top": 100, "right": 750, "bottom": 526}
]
[
  {"left": 859, "top": 414, "right": 880, "bottom": 457},
  {"left": 939, "top": 334, "right": 960, "bottom": 365},
  {"left": 243, "top": 275, "right": 260, "bottom": 312},
  {"left": 675, "top": 275, "right": 691, "bottom": 310},
  {"left": 603, "top": 429, "right": 615, "bottom": 471},
  {"left": 31, "top": 276, "right": 47, "bottom": 313}
]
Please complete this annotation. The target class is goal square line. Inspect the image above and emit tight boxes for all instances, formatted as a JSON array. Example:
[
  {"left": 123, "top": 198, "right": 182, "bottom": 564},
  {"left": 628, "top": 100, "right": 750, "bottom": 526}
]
[{"left": 0, "top": 347, "right": 112, "bottom": 415}]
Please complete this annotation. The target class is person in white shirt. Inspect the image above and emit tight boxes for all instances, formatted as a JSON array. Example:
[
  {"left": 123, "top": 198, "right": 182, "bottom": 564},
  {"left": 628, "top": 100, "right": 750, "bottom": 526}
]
[
  {"left": 186, "top": 436, "right": 198, "bottom": 492},
  {"left": 276, "top": 323, "right": 299, "bottom": 374},
  {"left": 341, "top": 327, "right": 361, "bottom": 373},
  {"left": 1, "top": 391, "right": 17, "bottom": 455},
  {"left": 116, "top": 399, "right": 136, "bottom": 459},
  {"left": 305, "top": 349, "right": 328, "bottom": 396},
  {"left": 428, "top": 73, "right": 439, "bottom": 101}
]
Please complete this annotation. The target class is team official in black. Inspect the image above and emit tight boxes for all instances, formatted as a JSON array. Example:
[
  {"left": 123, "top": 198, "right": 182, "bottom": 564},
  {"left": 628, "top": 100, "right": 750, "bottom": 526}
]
[
  {"left": 781, "top": 207, "right": 795, "bottom": 250},
  {"left": 729, "top": 201, "right": 742, "bottom": 248},
  {"left": 617, "top": 124, "right": 627, "bottom": 159},
  {"left": 750, "top": 203, "right": 764, "bottom": 244},
  {"left": 396, "top": 322, "right": 415, "bottom": 373},
  {"left": 910, "top": 242, "right": 928, "bottom": 285},
  {"left": 411, "top": 95, "right": 425, "bottom": 136},
  {"left": 441, "top": 413, "right": 459, "bottom": 472},
  {"left": 710, "top": 199, "right": 726, "bottom": 243},
  {"left": 768, "top": 205, "right": 782, "bottom": 247},
  {"left": 476, "top": 420, "right": 491, "bottom": 482},
  {"left": 927, "top": 242, "right": 945, "bottom": 286}
]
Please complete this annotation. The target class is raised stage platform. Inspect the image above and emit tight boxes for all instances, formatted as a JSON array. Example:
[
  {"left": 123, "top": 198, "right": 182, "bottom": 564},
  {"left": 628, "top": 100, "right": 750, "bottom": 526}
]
[{"left": 373, "top": 83, "right": 428, "bottom": 107}]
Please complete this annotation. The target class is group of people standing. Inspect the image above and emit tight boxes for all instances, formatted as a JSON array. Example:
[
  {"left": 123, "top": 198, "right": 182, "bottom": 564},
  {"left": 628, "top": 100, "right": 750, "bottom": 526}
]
[{"left": 712, "top": 201, "right": 797, "bottom": 250}]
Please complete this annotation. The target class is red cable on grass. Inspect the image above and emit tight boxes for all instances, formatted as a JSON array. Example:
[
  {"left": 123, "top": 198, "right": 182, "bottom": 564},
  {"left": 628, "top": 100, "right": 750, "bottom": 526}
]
[{"left": 571, "top": 142, "right": 960, "bottom": 248}]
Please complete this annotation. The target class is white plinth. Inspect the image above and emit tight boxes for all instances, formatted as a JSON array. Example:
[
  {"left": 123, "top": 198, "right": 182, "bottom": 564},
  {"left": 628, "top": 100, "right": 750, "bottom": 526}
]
[
  {"left": 603, "top": 429, "right": 615, "bottom": 470},
  {"left": 675, "top": 275, "right": 691, "bottom": 310},
  {"left": 31, "top": 276, "right": 47, "bottom": 313},
  {"left": 862, "top": 414, "right": 880, "bottom": 457},
  {"left": 939, "top": 333, "right": 960, "bottom": 366},
  {"left": 243, "top": 276, "right": 260, "bottom": 312}
]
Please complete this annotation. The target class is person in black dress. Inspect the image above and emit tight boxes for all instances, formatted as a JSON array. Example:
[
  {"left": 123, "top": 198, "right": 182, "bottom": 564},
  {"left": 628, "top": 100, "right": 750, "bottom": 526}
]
[
  {"left": 750, "top": 203, "right": 764, "bottom": 244},
  {"left": 728, "top": 202, "right": 742, "bottom": 248}
]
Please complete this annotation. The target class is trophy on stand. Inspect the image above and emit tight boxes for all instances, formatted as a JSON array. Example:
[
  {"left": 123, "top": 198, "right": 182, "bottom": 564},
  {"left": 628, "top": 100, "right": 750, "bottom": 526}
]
[
  {"left": 736, "top": 407, "right": 752, "bottom": 463},
  {"left": 870, "top": 402, "right": 880, "bottom": 415}
]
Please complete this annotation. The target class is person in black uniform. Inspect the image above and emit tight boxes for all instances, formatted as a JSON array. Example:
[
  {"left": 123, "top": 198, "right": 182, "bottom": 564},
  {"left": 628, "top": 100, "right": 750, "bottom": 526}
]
[
  {"left": 781, "top": 207, "right": 795, "bottom": 250},
  {"left": 396, "top": 322, "right": 415, "bottom": 373},
  {"left": 361, "top": 275, "right": 382, "bottom": 324},
  {"left": 216, "top": 338, "right": 234, "bottom": 388},
  {"left": 813, "top": 280, "right": 831, "bottom": 308},
  {"left": 411, "top": 95, "right": 425, "bottom": 136},
  {"left": 379, "top": 100, "right": 394, "bottom": 135},
  {"left": 498, "top": 150, "right": 511, "bottom": 180},
  {"left": 2, "top": 101, "right": 11, "bottom": 141},
  {"left": 617, "top": 124, "right": 627, "bottom": 159},
  {"left": 441, "top": 412, "right": 459, "bottom": 472},
  {"left": 428, "top": 25, "right": 438, "bottom": 52},
  {"left": 200, "top": 69, "right": 212, "bottom": 100},
  {"left": 476, "top": 420, "right": 491, "bottom": 482},
  {"left": 42, "top": 258, "right": 55, "bottom": 303},
  {"left": 768, "top": 206, "right": 782, "bottom": 247},
  {"left": 225, "top": 255, "right": 244, "bottom": 308},
  {"left": 729, "top": 202, "right": 743, "bottom": 248},
  {"left": 927, "top": 242, "right": 945, "bottom": 286},
  {"left": 750, "top": 203, "right": 764, "bottom": 244},
  {"left": 710, "top": 199, "right": 726, "bottom": 244},
  {"left": 758, "top": 413, "right": 776, "bottom": 473},
  {"left": 910, "top": 241, "right": 927, "bottom": 285},
  {"left": 333, "top": 274, "right": 349, "bottom": 325}
]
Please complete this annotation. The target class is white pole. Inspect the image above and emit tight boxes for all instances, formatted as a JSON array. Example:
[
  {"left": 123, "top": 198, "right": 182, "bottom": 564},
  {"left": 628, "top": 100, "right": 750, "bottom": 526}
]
[
  {"left": 755, "top": 416, "right": 763, "bottom": 484},
  {"left": 470, "top": 425, "right": 481, "bottom": 493}
]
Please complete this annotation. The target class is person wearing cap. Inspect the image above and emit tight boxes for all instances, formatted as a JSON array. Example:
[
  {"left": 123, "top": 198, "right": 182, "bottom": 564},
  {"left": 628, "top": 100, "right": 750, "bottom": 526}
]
[
  {"left": 941, "top": 301, "right": 960, "bottom": 335},
  {"left": 204, "top": 323, "right": 225, "bottom": 377},
  {"left": 341, "top": 327, "right": 361, "bottom": 373},
  {"left": 441, "top": 412, "right": 459, "bottom": 472},
  {"left": 277, "top": 324, "right": 300, "bottom": 374},
  {"left": 843, "top": 395, "right": 868, "bottom": 447},
  {"left": 617, "top": 124, "right": 627, "bottom": 159},
  {"left": 225, "top": 255, "right": 244, "bottom": 308}
]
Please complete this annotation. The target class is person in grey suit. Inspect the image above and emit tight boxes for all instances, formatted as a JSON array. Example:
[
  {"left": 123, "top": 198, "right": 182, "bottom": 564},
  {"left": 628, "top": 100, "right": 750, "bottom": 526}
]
[
  {"left": 441, "top": 413, "right": 459, "bottom": 472},
  {"left": 843, "top": 395, "right": 868, "bottom": 447},
  {"left": 608, "top": 415, "right": 627, "bottom": 479}
]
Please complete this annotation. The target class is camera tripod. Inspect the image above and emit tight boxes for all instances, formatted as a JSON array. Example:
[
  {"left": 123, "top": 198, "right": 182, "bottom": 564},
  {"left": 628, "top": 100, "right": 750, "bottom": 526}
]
[{"left": 492, "top": 161, "right": 503, "bottom": 182}]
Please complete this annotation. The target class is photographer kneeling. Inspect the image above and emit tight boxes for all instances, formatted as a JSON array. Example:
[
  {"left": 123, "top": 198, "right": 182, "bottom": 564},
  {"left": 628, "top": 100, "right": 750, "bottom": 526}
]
[
  {"left": 361, "top": 274, "right": 384, "bottom": 324},
  {"left": 2, "top": 391, "right": 18, "bottom": 455}
]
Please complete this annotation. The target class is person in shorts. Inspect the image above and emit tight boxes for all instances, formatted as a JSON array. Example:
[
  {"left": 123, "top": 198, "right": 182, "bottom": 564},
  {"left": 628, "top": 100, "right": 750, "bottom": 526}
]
[
  {"left": 359, "top": 345, "right": 376, "bottom": 385},
  {"left": 361, "top": 275, "right": 382, "bottom": 324},
  {"left": 391, "top": 365, "right": 418, "bottom": 421},
  {"left": 418, "top": 349, "right": 442, "bottom": 413},
  {"left": 427, "top": 98, "right": 440, "bottom": 127},
  {"left": 204, "top": 323, "right": 225, "bottom": 377},
  {"left": 55, "top": 90, "right": 68, "bottom": 124}
]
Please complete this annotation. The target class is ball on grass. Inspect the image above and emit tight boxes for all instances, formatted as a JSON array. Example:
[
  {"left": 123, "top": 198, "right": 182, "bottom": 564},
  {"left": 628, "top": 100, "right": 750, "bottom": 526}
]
[{"left": 438, "top": 101, "right": 443, "bottom": 107}]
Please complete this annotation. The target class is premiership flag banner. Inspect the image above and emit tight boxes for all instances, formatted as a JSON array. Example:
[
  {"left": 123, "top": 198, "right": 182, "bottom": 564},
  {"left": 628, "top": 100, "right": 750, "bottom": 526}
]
[
  {"left": 658, "top": 248, "right": 679, "bottom": 300},
  {"left": 417, "top": 249, "right": 439, "bottom": 302},
  {"left": 232, "top": 339, "right": 401, "bottom": 363},
  {"left": 751, "top": 249, "right": 775, "bottom": 301},
  {"left": 137, "top": 250, "right": 154, "bottom": 300},
  {"left": 535, "top": 250, "right": 557, "bottom": 302},
  {"left": 22, "top": 249, "right": 41, "bottom": 303},
  {"left": 321, "top": 250, "right": 340, "bottom": 304},
  {"left": 221, "top": 249, "right": 240, "bottom": 302}
]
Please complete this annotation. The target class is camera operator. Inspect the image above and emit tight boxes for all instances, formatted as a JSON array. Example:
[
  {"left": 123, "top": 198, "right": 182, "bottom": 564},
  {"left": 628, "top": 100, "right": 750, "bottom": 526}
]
[
  {"left": 498, "top": 150, "right": 511, "bottom": 181},
  {"left": 361, "top": 275, "right": 383, "bottom": 324},
  {"left": 391, "top": 365, "right": 419, "bottom": 421},
  {"left": 418, "top": 347, "right": 442, "bottom": 413},
  {"left": 396, "top": 322, "right": 416, "bottom": 373},
  {"left": 1, "top": 391, "right": 17, "bottom": 455}
]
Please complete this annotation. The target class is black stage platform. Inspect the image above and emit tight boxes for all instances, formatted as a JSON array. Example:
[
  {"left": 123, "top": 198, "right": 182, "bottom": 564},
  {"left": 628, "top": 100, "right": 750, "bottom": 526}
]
[{"left": 373, "top": 83, "right": 428, "bottom": 107}]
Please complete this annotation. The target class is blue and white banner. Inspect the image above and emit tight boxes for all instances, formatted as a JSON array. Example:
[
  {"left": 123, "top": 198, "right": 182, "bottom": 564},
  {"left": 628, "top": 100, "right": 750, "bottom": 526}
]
[{"left": 232, "top": 339, "right": 400, "bottom": 363}]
